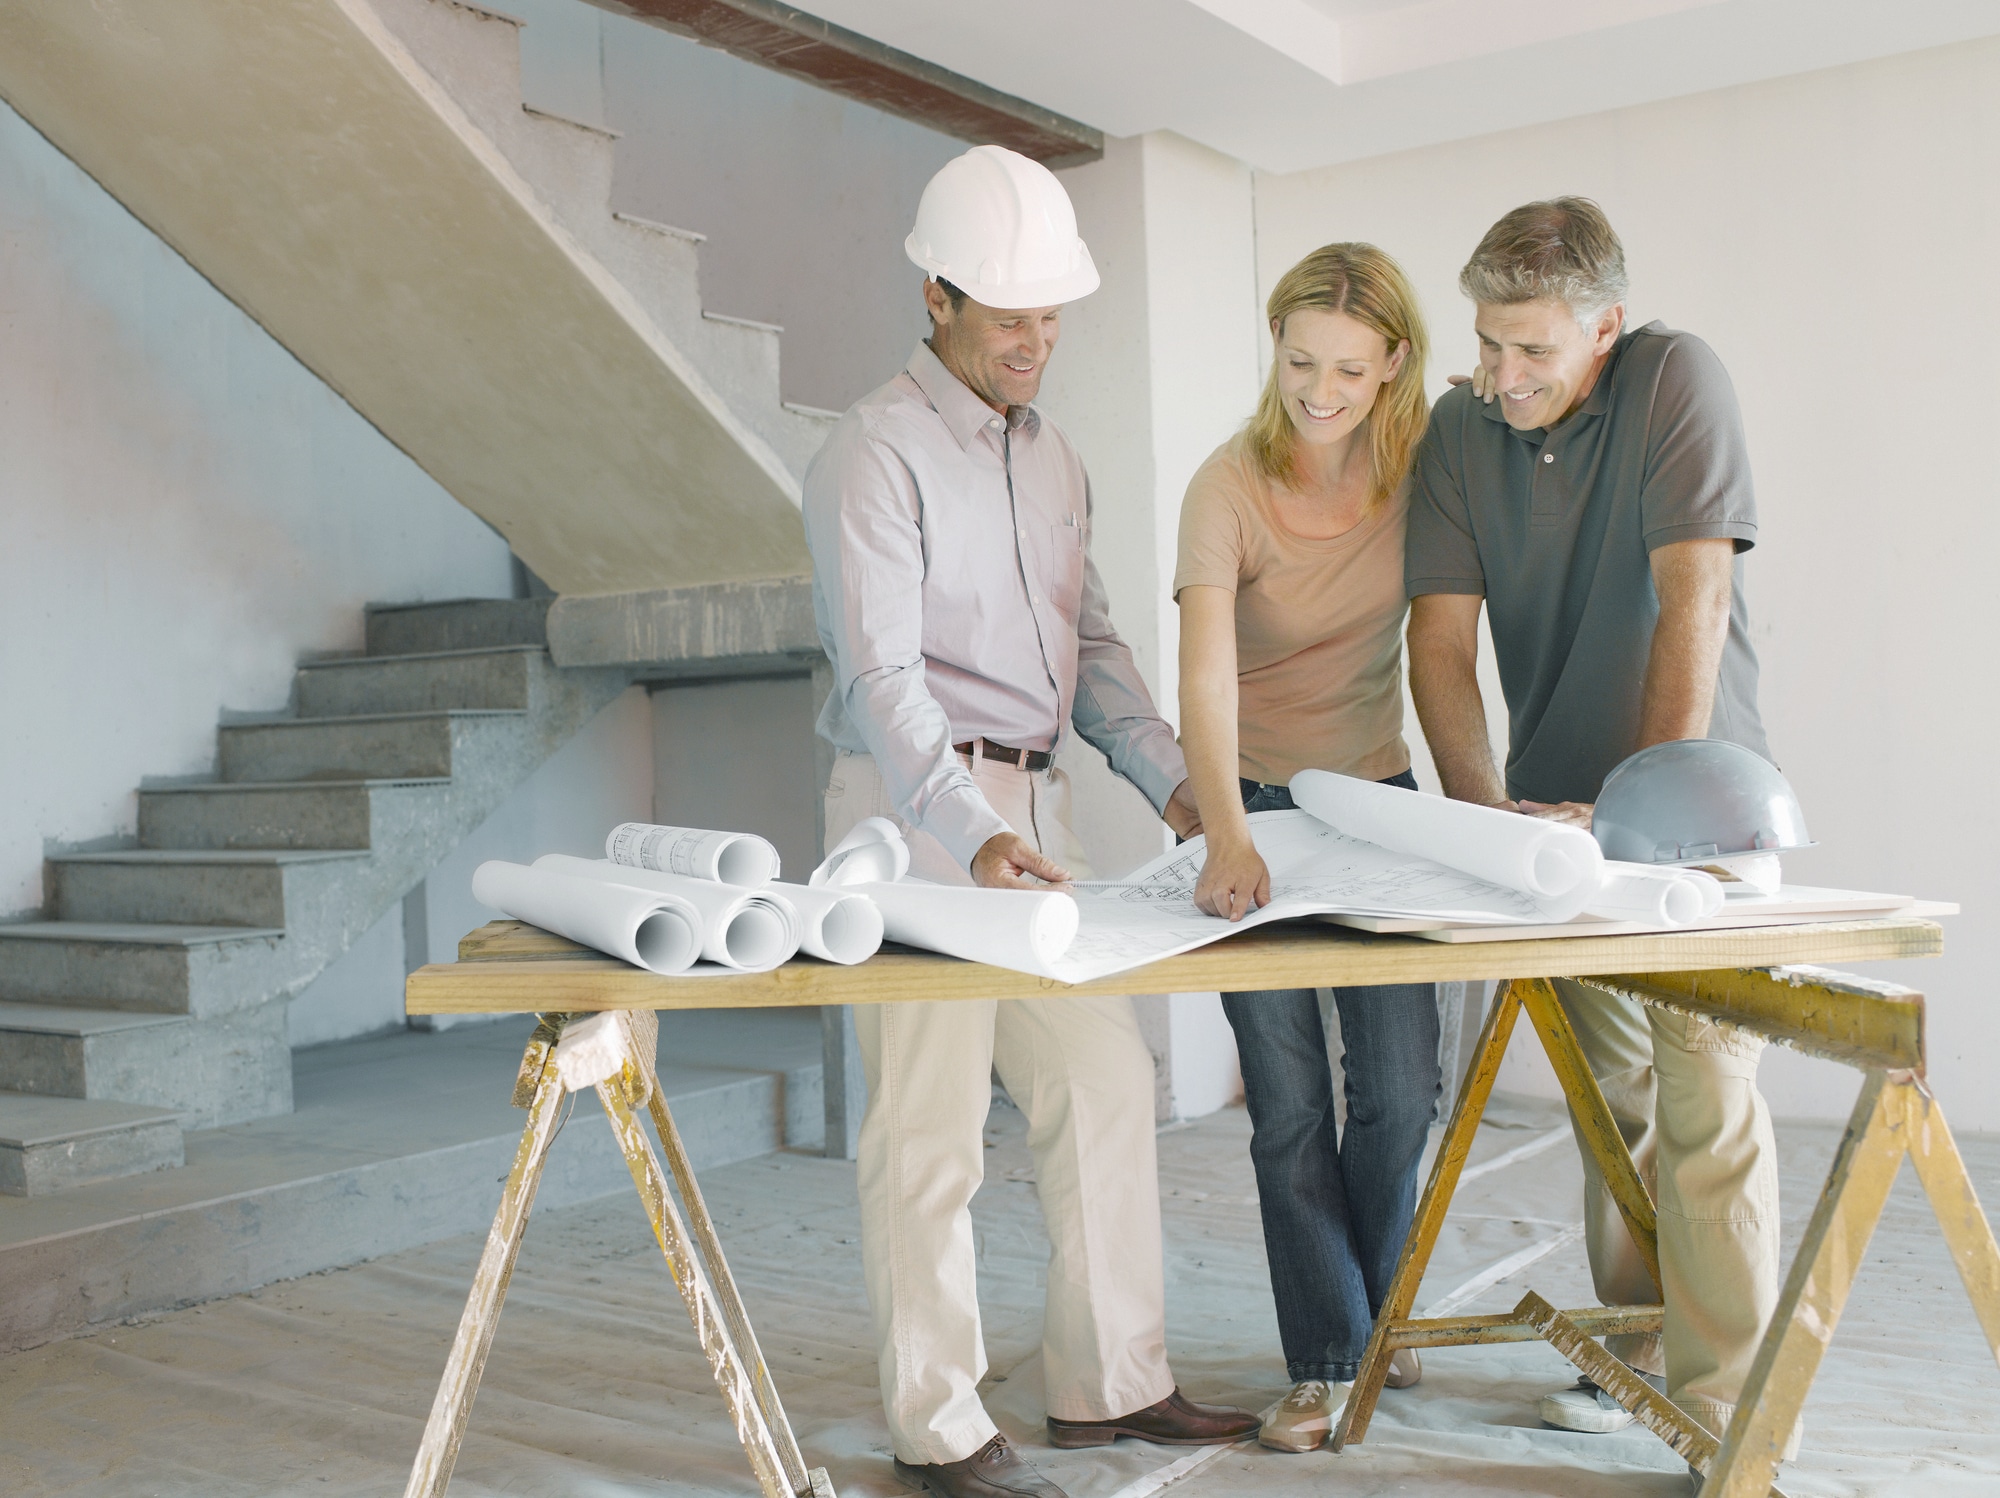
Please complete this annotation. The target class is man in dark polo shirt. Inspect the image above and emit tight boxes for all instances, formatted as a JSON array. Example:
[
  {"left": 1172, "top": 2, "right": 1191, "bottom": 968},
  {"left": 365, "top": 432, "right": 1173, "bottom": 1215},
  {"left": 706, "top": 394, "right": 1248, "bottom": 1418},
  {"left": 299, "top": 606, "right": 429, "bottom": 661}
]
[{"left": 1406, "top": 197, "right": 1789, "bottom": 1458}]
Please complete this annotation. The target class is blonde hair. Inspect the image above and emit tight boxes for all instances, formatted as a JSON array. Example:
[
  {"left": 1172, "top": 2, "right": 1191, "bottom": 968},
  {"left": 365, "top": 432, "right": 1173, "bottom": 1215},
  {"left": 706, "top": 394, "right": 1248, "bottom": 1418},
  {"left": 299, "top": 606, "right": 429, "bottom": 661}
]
[{"left": 1246, "top": 242, "right": 1430, "bottom": 507}]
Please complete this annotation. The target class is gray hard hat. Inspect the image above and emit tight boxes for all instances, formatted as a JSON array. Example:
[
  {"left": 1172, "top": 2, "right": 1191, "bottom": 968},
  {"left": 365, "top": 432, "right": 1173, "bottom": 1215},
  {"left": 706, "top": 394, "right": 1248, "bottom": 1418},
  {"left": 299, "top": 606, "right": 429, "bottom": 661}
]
[{"left": 1592, "top": 739, "right": 1814, "bottom": 866}]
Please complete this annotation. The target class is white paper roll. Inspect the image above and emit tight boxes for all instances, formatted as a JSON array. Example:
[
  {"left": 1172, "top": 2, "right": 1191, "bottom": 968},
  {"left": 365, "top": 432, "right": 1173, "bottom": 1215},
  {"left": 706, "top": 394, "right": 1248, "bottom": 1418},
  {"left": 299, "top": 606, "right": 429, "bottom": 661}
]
[
  {"left": 1587, "top": 863, "right": 1726, "bottom": 925},
  {"left": 860, "top": 880, "right": 1078, "bottom": 970},
  {"left": 772, "top": 881, "right": 884, "bottom": 964},
  {"left": 812, "top": 816, "right": 910, "bottom": 888},
  {"left": 605, "top": 822, "right": 779, "bottom": 887},
  {"left": 1289, "top": 769, "right": 1604, "bottom": 920},
  {"left": 536, "top": 855, "right": 799, "bottom": 971},
  {"left": 471, "top": 861, "right": 700, "bottom": 974}
]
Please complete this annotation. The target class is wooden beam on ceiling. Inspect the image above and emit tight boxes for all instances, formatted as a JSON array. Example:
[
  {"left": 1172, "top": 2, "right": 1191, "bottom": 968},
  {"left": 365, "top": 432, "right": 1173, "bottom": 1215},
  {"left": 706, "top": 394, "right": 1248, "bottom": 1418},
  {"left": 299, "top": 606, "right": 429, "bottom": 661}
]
[{"left": 585, "top": 0, "right": 1104, "bottom": 166}]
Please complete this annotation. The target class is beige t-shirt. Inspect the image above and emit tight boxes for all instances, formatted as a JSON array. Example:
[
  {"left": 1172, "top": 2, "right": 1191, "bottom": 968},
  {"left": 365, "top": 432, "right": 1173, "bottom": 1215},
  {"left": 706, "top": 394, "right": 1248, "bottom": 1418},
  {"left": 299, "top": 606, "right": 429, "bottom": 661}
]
[{"left": 1173, "top": 436, "right": 1411, "bottom": 787}]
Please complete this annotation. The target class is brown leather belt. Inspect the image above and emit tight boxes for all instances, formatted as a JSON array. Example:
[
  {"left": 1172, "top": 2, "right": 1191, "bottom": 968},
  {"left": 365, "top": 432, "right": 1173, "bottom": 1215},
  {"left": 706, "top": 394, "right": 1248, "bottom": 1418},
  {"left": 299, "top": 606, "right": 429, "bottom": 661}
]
[{"left": 953, "top": 738, "right": 1054, "bottom": 772}]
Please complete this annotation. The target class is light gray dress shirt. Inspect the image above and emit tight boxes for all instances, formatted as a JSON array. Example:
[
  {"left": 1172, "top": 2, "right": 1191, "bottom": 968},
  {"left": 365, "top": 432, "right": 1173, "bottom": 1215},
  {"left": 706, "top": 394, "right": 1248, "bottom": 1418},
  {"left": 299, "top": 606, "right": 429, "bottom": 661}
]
[{"left": 804, "top": 342, "right": 1188, "bottom": 869}]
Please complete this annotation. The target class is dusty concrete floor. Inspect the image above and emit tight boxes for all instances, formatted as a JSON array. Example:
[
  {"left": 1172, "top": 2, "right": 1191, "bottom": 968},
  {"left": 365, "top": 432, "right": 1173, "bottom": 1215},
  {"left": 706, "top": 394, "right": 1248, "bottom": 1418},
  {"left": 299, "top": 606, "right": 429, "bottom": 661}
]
[{"left": 1, "top": 1092, "right": 1994, "bottom": 1498}]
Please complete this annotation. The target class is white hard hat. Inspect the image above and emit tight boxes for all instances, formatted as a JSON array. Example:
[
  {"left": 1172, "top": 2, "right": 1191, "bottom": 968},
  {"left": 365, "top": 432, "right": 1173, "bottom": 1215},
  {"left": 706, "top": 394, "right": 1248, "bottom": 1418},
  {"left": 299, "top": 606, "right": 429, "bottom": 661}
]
[
  {"left": 905, "top": 145, "right": 1100, "bottom": 310},
  {"left": 1593, "top": 739, "right": 1815, "bottom": 866}
]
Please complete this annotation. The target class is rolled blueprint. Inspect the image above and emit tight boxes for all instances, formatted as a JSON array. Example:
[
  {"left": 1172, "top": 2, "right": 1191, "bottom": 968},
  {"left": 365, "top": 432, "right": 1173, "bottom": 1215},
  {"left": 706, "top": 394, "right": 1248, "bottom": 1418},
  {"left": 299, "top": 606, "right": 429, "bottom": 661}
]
[
  {"left": 772, "top": 881, "right": 885, "bottom": 965},
  {"left": 471, "top": 860, "right": 700, "bottom": 974},
  {"left": 812, "top": 817, "right": 911, "bottom": 887},
  {"left": 537, "top": 855, "right": 798, "bottom": 971},
  {"left": 605, "top": 822, "right": 780, "bottom": 887},
  {"left": 860, "top": 879, "right": 1078, "bottom": 971},
  {"left": 1289, "top": 769, "right": 1604, "bottom": 921},
  {"left": 1586, "top": 863, "right": 1726, "bottom": 925}
]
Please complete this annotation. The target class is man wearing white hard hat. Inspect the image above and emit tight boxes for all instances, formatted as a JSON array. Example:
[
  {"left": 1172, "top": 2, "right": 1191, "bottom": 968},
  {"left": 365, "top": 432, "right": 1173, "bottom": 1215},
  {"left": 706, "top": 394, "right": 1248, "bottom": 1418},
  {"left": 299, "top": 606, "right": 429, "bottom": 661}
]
[{"left": 804, "top": 144, "right": 1258, "bottom": 1497}]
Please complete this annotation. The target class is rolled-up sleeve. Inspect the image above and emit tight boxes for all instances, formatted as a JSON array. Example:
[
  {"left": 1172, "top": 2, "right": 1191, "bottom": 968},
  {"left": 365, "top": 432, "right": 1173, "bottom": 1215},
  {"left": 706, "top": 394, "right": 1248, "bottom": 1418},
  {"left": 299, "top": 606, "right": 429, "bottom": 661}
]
[
  {"left": 1071, "top": 485, "right": 1187, "bottom": 813},
  {"left": 804, "top": 424, "right": 1010, "bottom": 870}
]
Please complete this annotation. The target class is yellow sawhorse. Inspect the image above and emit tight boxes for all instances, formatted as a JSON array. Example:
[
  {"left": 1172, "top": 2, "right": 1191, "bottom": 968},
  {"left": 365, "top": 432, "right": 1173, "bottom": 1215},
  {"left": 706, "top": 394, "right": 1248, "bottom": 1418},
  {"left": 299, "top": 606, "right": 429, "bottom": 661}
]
[
  {"left": 404, "top": 914, "right": 1964, "bottom": 1498},
  {"left": 1334, "top": 968, "right": 2000, "bottom": 1498},
  {"left": 400, "top": 1005, "right": 836, "bottom": 1498}
]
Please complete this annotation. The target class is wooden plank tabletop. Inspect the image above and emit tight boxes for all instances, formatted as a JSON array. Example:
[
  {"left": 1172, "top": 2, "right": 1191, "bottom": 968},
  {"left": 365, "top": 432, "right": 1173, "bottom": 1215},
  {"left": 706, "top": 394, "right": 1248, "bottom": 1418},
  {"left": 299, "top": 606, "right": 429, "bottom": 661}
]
[{"left": 403, "top": 916, "right": 1943, "bottom": 1015}]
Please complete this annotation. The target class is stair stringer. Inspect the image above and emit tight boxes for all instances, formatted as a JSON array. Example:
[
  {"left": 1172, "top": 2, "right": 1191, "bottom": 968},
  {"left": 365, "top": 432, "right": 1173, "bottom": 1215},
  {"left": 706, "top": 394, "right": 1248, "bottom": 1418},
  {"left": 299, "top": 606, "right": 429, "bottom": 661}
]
[{"left": 362, "top": 0, "right": 838, "bottom": 481}]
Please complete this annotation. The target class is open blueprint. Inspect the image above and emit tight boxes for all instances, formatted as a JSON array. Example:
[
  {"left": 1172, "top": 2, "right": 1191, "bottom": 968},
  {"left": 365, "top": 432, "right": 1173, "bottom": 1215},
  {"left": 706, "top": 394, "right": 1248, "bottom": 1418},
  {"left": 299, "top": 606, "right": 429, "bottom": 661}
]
[
  {"left": 1041, "top": 807, "right": 1570, "bottom": 984},
  {"left": 829, "top": 773, "right": 1654, "bottom": 983},
  {"left": 829, "top": 772, "right": 1925, "bottom": 983}
]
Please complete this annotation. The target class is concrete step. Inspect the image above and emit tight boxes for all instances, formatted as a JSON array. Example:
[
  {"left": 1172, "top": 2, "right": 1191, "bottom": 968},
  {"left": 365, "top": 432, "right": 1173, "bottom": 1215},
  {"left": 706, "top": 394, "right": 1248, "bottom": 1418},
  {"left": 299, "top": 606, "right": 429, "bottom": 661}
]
[
  {"left": 0, "top": 1091, "right": 184, "bottom": 1196},
  {"left": 0, "top": 1003, "right": 186, "bottom": 1094},
  {"left": 0, "top": 922, "right": 286, "bottom": 1016},
  {"left": 217, "top": 710, "right": 523, "bottom": 783},
  {"left": 0, "top": 1011, "right": 823, "bottom": 1348},
  {"left": 138, "top": 777, "right": 447, "bottom": 850},
  {"left": 0, "top": 1002, "right": 291, "bottom": 1125},
  {"left": 364, "top": 597, "right": 550, "bottom": 657},
  {"left": 295, "top": 645, "right": 542, "bottom": 717},
  {"left": 47, "top": 849, "right": 368, "bottom": 927}
]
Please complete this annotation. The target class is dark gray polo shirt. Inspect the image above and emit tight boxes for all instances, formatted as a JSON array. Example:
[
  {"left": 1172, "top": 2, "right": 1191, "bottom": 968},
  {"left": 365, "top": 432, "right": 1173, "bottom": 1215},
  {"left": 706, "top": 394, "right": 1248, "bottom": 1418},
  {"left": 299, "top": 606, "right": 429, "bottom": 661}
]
[{"left": 1406, "top": 321, "right": 1770, "bottom": 805}]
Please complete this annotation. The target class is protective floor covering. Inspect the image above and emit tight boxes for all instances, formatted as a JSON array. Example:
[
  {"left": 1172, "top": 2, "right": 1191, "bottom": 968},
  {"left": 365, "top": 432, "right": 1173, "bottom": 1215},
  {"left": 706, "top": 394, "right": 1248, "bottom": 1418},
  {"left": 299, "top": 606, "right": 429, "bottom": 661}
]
[{"left": 1, "top": 1092, "right": 1994, "bottom": 1497}]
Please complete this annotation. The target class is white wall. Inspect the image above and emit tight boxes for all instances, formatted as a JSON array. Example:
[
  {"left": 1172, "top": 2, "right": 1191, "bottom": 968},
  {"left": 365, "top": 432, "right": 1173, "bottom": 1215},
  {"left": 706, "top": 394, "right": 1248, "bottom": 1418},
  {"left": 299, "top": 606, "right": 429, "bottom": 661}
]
[
  {"left": 504, "top": 0, "right": 963, "bottom": 415},
  {"left": 651, "top": 676, "right": 822, "bottom": 885},
  {"left": 1044, "top": 132, "right": 1265, "bottom": 1117},
  {"left": 1047, "top": 131, "right": 1265, "bottom": 881},
  {"left": 0, "top": 97, "right": 514, "bottom": 922},
  {"left": 1253, "top": 37, "right": 2000, "bottom": 1128}
]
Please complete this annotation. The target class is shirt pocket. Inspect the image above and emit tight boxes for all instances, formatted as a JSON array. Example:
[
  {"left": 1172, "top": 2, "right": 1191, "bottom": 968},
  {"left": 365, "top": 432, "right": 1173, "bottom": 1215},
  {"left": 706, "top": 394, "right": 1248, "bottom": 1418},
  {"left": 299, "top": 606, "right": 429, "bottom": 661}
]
[{"left": 1044, "top": 520, "right": 1086, "bottom": 623}]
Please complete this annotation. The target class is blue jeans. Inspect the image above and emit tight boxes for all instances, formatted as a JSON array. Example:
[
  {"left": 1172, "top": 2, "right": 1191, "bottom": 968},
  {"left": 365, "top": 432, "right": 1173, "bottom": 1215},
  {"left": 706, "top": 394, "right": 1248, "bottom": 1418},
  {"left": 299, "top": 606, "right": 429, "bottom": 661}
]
[{"left": 1222, "top": 774, "right": 1442, "bottom": 1383}]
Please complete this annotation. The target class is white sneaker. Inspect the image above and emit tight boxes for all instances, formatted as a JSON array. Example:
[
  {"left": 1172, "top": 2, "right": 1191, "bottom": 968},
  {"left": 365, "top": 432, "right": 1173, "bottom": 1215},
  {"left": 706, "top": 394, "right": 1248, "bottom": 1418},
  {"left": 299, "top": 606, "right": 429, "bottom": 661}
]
[
  {"left": 1384, "top": 1347, "right": 1422, "bottom": 1388},
  {"left": 1539, "top": 1377, "right": 1637, "bottom": 1433},
  {"left": 1259, "top": 1379, "right": 1350, "bottom": 1453}
]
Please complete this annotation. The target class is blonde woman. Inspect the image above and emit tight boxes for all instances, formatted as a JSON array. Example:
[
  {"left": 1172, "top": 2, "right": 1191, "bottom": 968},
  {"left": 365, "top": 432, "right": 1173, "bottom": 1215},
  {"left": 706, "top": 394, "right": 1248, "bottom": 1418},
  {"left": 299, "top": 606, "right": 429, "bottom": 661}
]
[{"left": 1174, "top": 244, "right": 1442, "bottom": 1453}]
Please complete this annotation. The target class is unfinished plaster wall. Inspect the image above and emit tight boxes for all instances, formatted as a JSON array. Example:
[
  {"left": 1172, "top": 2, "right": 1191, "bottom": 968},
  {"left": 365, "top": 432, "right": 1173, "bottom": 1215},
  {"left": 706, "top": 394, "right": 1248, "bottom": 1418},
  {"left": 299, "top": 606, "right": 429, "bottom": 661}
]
[
  {"left": 1253, "top": 36, "right": 2000, "bottom": 1128},
  {"left": 0, "top": 96, "right": 514, "bottom": 923},
  {"left": 650, "top": 676, "right": 821, "bottom": 885}
]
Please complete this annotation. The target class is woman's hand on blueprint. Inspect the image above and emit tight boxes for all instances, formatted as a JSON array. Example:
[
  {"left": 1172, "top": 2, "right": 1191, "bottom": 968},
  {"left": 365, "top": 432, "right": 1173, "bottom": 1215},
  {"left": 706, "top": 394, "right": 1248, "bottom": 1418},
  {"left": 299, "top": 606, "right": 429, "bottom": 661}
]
[{"left": 1194, "top": 833, "right": 1271, "bottom": 922}]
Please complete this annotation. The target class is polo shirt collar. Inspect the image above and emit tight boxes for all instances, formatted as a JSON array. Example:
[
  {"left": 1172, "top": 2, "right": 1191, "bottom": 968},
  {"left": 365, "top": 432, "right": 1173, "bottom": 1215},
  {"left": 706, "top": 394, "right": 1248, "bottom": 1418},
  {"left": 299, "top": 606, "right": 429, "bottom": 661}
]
[{"left": 906, "top": 340, "right": 1039, "bottom": 449}]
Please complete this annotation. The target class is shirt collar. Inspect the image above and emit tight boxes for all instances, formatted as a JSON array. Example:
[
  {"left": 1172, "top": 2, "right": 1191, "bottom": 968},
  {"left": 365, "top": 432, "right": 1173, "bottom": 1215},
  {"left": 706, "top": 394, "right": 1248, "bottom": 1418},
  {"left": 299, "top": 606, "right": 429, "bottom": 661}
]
[{"left": 906, "top": 340, "right": 1040, "bottom": 449}]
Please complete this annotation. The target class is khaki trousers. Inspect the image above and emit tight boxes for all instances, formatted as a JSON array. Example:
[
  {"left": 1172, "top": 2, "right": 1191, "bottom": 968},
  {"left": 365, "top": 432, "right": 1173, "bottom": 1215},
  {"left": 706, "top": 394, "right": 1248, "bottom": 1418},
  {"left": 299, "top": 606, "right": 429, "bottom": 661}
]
[
  {"left": 826, "top": 751, "right": 1174, "bottom": 1465},
  {"left": 1553, "top": 978, "right": 1789, "bottom": 1446}
]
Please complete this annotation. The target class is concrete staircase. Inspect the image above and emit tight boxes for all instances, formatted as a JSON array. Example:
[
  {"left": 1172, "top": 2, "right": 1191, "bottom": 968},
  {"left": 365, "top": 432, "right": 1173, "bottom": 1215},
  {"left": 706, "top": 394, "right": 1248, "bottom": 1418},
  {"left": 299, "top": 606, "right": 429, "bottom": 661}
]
[
  {"left": 0, "top": 0, "right": 836, "bottom": 595},
  {"left": 0, "top": 599, "right": 627, "bottom": 1194},
  {"left": 367, "top": 0, "right": 838, "bottom": 481}
]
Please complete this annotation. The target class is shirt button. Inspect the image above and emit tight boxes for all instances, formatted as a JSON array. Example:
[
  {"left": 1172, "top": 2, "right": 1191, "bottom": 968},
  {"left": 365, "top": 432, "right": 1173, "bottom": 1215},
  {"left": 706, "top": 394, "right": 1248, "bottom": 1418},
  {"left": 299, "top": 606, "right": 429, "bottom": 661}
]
[{"left": 1542, "top": 452, "right": 1555, "bottom": 464}]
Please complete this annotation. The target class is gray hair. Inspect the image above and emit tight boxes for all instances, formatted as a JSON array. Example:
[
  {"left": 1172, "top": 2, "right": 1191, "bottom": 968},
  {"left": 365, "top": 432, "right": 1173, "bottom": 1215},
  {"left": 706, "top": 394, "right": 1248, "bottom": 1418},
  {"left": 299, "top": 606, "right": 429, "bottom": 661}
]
[{"left": 1459, "top": 197, "right": 1628, "bottom": 324}]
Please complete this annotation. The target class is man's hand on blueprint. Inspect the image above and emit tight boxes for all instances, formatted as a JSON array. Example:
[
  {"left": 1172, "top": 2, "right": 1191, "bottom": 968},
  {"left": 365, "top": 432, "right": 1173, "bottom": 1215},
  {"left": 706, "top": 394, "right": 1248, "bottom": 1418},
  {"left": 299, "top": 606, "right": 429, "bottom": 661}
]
[{"left": 972, "top": 831, "right": 1073, "bottom": 891}]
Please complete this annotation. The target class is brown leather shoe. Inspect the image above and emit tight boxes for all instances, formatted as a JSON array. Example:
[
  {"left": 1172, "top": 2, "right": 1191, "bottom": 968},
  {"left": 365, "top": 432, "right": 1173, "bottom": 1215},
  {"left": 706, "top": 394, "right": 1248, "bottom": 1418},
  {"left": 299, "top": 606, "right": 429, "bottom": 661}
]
[
  {"left": 892, "top": 1433, "right": 1068, "bottom": 1497},
  {"left": 1046, "top": 1387, "right": 1260, "bottom": 1448}
]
